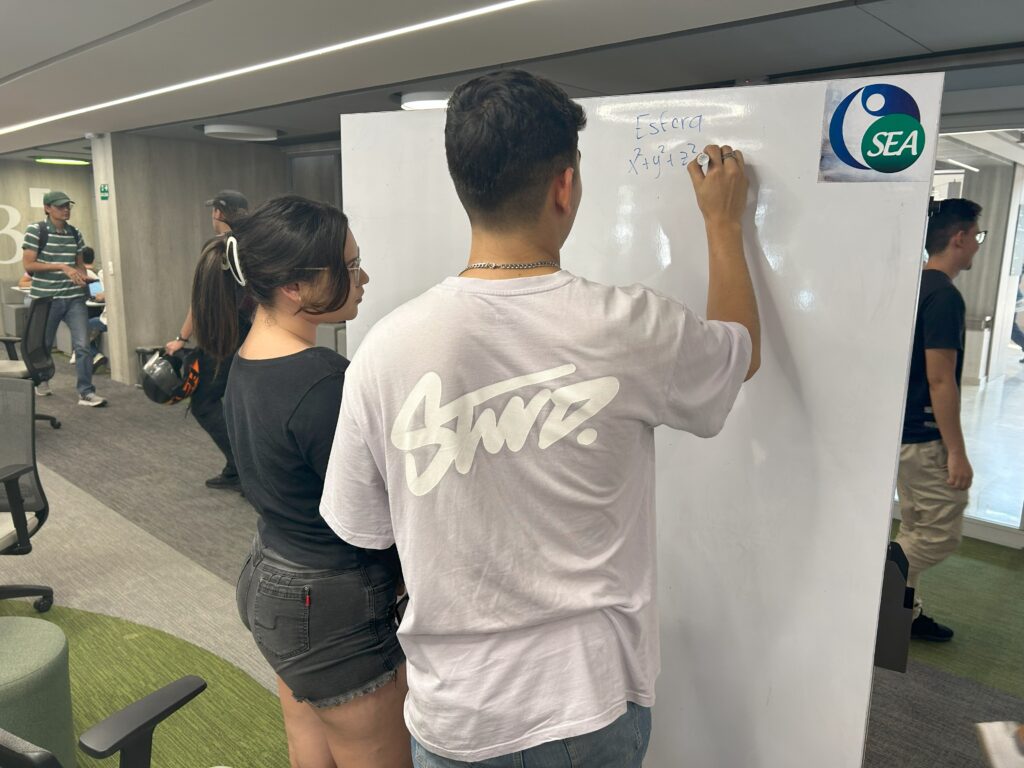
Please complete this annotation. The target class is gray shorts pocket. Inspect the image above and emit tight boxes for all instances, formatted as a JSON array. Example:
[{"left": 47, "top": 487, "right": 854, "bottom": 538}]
[{"left": 253, "top": 579, "right": 310, "bottom": 660}]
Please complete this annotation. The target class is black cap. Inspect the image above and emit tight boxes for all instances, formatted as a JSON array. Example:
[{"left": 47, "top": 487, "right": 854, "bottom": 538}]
[{"left": 204, "top": 189, "right": 249, "bottom": 210}]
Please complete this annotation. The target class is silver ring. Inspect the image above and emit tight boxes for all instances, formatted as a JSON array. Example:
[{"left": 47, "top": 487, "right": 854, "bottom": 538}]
[{"left": 722, "top": 152, "right": 736, "bottom": 161}]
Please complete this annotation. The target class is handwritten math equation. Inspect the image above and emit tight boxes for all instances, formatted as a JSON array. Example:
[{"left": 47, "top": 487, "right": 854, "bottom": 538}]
[{"left": 629, "top": 112, "right": 704, "bottom": 179}]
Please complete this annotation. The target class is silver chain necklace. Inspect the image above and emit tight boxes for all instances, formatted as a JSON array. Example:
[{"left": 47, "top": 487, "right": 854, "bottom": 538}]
[{"left": 458, "top": 261, "right": 561, "bottom": 276}]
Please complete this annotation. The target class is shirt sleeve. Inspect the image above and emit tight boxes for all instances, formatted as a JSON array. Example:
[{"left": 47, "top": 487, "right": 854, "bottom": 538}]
[
  {"left": 287, "top": 372, "right": 345, "bottom": 482},
  {"left": 921, "top": 288, "right": 964, "bottom": 351},
  {"left": 320, "top": 352, "right": 395, "bottom": 550},
  {"left": 21, "top": 224, "right": 39, "bottom": 252},
  {"left": 76, "top": 230, "right": 85, "bottom": 255},
  {"left": 655, "top": 296, "right": 752, "bottom": 437}
]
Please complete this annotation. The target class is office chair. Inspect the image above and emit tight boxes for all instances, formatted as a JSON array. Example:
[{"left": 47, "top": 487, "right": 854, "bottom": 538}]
[
  {"left": 0, "top": 298, "right": 60, "bottom": 430},
  {"left": 0, "top": 378, "right": 53, "bottom": 613},
  {"left": 0, "top": 676, "right": 207, "bottom": 768}
]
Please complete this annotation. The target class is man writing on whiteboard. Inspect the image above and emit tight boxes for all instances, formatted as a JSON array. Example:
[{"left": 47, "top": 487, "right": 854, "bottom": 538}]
[
  {"left": 896, "top": 197, "right": 983, "bottom": 642},
  {"left": 321, "top": 70, "right": 759, "bottom": 766}
]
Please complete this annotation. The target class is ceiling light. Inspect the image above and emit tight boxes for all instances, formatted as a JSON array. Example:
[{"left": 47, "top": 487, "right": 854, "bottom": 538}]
[
  {"left": 944, "top": 158, "right": 979, "bottom": 173},
  {"left": 34, "top": 157, "right": 90, "bottom": 166},
  {"left": 0, "top": 0, "right": 544, "bottom": 139},
  {"left": 401, "top": 91, "right": 450, "bottom": 110},
  {"left": 204, "top": 124, "right": 279, "bottom": 141}
]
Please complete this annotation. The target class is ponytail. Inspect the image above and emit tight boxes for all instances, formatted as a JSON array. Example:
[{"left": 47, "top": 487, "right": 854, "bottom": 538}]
[{"left": 191, "top": 235, "right": 241, "bottom": 362}]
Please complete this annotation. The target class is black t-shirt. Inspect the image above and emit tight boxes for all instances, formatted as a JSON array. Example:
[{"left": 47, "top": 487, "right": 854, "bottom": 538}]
[
  {"left": 224, "top": 346, "right": 395, "bottom": 570},
  {"left": 902, "top": 269, "right": 965, "bottom": 444}
]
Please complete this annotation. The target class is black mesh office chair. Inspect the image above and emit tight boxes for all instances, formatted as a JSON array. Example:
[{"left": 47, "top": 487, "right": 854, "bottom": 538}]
[
  {"left": 0, "top": 378, "right": 53, "bottom": 613},
  {"left": 0, "top": 676, "right": 207, "bottom": 768},
  {"left": 0, "top": 298, "right": 60, "bottom": 429}
]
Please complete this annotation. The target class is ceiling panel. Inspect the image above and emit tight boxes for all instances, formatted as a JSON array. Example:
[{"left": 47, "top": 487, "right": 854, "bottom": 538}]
[
  {"left": 0, "top": 0, "right": 194, "bottom": 81},
  {"left": 862, "top": 0, "right": 1024, "bottom": 52},
  {"left": 527, "top": 6, "right": 930, "bottom": 95}
]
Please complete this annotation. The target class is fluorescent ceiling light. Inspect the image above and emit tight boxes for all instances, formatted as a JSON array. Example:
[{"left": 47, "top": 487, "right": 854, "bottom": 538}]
[
  {"left": 932, "top": 169, "right": 965, "bottom": 175},
  {"left": 0, "top": 0, "right": 544, "bottom": 139},
  {"left": 204, "top": 124, "right": 279, "bottom": 141},
  {"left": 944, "top": 158, "right": 980, "bottom": 173},
  {"left": 401, "top": 91, "right": 450, "bottom": 110},
  {"left": 34, "top": 157, "right": 90, "bottom": 166}
]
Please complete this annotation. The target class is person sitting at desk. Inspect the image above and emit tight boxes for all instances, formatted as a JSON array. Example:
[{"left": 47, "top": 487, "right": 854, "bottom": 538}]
[{"left": 83, "top": 247, "right": 108, "bottom": 370}]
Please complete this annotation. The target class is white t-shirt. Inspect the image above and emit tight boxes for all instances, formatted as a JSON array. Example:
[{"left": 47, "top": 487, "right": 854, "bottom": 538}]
[{"left": 321, "top": 270, "right": 751, "bottom": 761}]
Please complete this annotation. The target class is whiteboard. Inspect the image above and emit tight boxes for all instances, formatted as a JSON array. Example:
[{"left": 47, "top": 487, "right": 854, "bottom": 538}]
[{"left": 340, "top": 73, "right": 943, "bottom": 767}]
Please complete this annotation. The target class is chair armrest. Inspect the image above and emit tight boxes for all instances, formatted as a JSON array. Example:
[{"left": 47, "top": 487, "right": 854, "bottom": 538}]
[
  {"left": 78, "top": 676, "right": 207, "bottom": 761},
  {"left": 0, "top": 728, "right": 63, "bottom": 768},
  {"left": 1, "top": 465, "right": 34, "bottom": 552},
  {"left": 0, "top": 336, "right": 20, "bottom": 360},
  {"left": 0, "top": 465, "right": 33, "bottom": 484}
]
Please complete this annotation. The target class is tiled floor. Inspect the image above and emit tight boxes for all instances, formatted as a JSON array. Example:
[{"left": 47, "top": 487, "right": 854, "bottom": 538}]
[{"left": 961, "top": 345, "right": 1024, "bottom": 528}]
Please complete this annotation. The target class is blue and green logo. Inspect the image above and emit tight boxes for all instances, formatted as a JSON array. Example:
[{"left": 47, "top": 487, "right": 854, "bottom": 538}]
[{"left": 829, "top": 84, "right": 924, "bottom": 174}]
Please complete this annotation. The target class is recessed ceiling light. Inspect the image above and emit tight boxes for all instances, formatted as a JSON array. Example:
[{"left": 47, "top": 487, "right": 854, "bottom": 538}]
[
  {"left": 204, "top": 124, "right": 280, "bottom": 141},
  {"left": 34, "top": 157, "right": 90, "bottom": 166},
  {"left": 401, "top": 91, "right": 450, "bottom": 110}
]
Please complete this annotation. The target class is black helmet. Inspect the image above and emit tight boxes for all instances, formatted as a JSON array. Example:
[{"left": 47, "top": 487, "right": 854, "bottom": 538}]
[{"left": 141, "top": 351, "right": 199, "bottom": 405}]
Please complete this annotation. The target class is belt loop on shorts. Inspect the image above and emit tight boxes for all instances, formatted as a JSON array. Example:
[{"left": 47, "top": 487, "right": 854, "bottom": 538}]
[{"left": 251, "top": 531, "right": 264, "bottom": 566}]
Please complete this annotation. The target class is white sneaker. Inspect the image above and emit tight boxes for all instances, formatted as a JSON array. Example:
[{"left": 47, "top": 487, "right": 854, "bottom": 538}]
[
  {"left": 78, "top": 392, "right": 107, "bottom": 407},
  {"left": 93, "top": 353, "right": 108, "bottom": 370},
  {"left": 34, "top": 382, "right": 52, "bottom": 396}
]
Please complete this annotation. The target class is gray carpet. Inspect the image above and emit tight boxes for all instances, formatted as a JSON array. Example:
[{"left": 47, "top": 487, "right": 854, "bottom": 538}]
[
  {"left": 33, "top": 358, "right": 257, "bottom": 583},
  {"left": 866, "top": 661, "right": 1024, "bottom": 767},
  {"left": 6, "top": 463, "right": 274, "bottom": 691}
]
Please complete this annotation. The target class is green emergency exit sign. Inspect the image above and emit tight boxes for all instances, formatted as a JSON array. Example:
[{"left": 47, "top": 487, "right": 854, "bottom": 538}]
[{"left": 99, "top": 184, "right": 109, "bottom": 201}]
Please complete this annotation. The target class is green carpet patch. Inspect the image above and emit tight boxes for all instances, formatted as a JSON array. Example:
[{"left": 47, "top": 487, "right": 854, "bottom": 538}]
[{"left": 0, "top": 602, "right": 287, "bottom": 767}]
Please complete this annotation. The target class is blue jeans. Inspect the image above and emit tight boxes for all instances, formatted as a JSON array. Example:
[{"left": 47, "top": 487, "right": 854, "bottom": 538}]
[
  {"left": 88, "top": 317, "right": 107, "bottom": 357},
  {"left": 412, "top": 703, "right": 652, "bottom": 768},
  {"left": 43, "top": 297, "right": 94, "bottom": 396}
]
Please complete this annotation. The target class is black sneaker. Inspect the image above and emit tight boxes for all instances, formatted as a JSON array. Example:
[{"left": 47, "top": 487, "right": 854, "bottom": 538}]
[
  {"left": 205, "top": 472, "right": 242, "bottom": 491},
  {"left": 911, "top": 613, "right": 954, "bottom": 642}
]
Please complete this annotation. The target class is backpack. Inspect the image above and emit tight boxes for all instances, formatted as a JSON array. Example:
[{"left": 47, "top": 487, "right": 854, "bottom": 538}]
[{"left": 34, "top": 220, "right": 80, "bottom": 254}]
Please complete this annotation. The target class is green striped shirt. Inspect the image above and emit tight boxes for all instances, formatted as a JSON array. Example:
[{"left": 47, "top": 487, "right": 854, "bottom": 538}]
[{"left": 23, "top": 220, "right": 86, "bottom": 299}]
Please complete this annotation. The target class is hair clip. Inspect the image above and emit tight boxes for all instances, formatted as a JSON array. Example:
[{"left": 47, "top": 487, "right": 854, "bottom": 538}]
[{"left": 225, "top": 235, "right": 247, "bottom": 286}]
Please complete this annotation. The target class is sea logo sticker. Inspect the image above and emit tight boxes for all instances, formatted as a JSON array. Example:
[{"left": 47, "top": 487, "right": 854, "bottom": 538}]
[{"left": 819, "top": 80, "right": 930, "bottom": 182}]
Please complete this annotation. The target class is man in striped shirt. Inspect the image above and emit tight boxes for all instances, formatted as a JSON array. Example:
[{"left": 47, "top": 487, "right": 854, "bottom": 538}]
[{"left": 21, "top": 190, "right": 106, "bottom": 406}]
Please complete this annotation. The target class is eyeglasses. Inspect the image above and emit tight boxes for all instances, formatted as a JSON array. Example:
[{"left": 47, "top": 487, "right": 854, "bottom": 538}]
[
  {"left": 297, "top": 248, "right": 362, "bottom": 277},
  {"left": 975, "top": 230, "right": 987, "bottom": 244}
]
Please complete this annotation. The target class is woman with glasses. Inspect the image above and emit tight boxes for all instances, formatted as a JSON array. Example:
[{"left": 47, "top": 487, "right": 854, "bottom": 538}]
[{"left": 191, "top": 195, "right": 409, "bottom": 768}]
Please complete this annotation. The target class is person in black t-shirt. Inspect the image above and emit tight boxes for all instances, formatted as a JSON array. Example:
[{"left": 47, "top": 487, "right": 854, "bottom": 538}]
[
  {"left": 191, "top": 196, "right": 410, "bottom": 768},
  {"left": 166, "top": 190, "right": 249, "bottom": 492},
  {"left": 896, "top": 197, "right": 984, "bottom": 643}
]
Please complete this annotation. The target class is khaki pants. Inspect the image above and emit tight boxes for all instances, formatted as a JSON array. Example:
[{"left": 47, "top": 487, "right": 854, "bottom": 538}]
[{"left": 894, "top": 440, "right": 968, "bottom": 618}]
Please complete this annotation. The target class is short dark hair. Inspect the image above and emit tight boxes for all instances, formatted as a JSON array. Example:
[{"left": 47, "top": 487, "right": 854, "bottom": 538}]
[
  {"left": 926, "top": 198, "right": 982, "bottom": 254},
  {"left": 82, "top": 246, "right": 95, "bottom": 265},
  {"left": 445, "top": 69, "right": 586, "bottom": 228},
  {"left": 192, "top": 195, "right": 351, "bottom": 362}
]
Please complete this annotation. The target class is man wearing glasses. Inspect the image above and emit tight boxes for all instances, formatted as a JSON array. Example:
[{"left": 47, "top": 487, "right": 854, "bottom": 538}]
[
  {"left": 22, "top": 190, "right": 106, "bottom": 406},
  {"left": 896, "top": 197, "right": 984, "bottom": 642}
]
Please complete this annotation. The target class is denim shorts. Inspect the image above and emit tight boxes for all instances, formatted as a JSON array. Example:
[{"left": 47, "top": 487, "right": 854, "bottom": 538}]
[
  {"left": 235, "top": 533, "right": 405, "bottom": 708},
  {"left": 412, "top": 702, "right": 652, "bottom": 768}
]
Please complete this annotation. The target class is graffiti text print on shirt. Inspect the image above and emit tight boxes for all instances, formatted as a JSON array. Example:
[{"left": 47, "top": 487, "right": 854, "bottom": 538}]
[{"left": 391, "top": 365, "right": 620, "bottom": 496}]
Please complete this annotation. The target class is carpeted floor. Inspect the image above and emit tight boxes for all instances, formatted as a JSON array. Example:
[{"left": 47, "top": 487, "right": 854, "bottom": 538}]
[
  {"left": 5, "top": 463, "right": 274, "bottom": 690},
  {"left": 866, "top": 661, "right": 1024, "bottom": 768},
  {"left": 0, "top": 601, "right": 288, "bottom": 768},
  {"left": 33, "top": 361, "right": 257, "bottom": 584},
  {"left": 904, "top": 533, "right": 1024, "bottom": 699}
]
